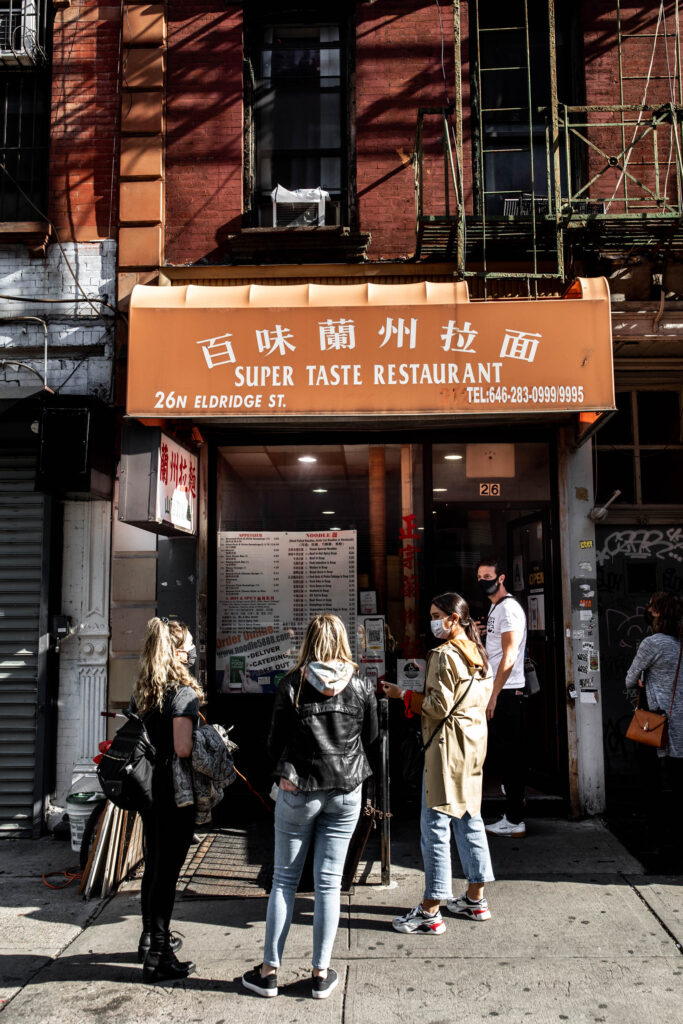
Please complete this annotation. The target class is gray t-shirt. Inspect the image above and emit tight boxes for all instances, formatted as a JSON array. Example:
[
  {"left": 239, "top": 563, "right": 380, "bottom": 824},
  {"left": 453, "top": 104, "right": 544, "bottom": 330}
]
[{"left": 486, "top": 595, "right": 527, "bottom": 690}]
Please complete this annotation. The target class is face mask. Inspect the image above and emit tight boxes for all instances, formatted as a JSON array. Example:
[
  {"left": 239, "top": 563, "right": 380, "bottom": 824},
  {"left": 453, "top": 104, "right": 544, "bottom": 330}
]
[
  {"left": 478, "top": 577, "right": 501, "bottom": 597},
  {"left": 430, "top": 618, "right": 451, "bottom": 639},
  {"left": 186, "top": 645, "right": 197, "bottom": 669}
]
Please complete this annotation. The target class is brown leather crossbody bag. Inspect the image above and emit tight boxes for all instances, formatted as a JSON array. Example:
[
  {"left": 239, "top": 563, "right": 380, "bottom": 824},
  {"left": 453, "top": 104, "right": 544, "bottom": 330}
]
[{"left": 625, "top": 642, "right": 682, "bottom": 749}]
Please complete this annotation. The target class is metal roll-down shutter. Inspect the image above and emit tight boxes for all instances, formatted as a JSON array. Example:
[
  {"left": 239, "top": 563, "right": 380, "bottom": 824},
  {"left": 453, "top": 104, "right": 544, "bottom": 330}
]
[{"left": 0, "top": 450, "right": 45, "bottom": 836}]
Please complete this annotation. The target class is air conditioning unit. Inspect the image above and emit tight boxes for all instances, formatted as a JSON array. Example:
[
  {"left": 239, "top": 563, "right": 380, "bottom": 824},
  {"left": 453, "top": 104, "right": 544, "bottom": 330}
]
[
  {"left": 0, "top": 1, "right": 39, "bottom": 66},
  {"left": 271, "top": 185, "right": 330, "bottom": 227}
]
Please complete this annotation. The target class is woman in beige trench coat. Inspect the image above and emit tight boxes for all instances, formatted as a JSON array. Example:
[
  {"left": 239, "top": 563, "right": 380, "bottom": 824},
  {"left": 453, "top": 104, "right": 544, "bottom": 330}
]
[{"left": 383, "top": 592, "right": 494, "bottom": 934}]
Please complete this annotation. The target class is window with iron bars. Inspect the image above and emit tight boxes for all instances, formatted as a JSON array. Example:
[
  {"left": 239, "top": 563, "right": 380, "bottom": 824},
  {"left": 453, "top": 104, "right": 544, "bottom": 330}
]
[{"left": 0, "top": 1, "right": 50, "bottom": 222}]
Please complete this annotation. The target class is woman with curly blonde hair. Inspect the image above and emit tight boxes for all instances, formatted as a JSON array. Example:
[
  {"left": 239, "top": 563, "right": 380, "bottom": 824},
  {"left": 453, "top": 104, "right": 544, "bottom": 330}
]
[{"left": 131, "top": 617, "right": 203, "bottom": 982}]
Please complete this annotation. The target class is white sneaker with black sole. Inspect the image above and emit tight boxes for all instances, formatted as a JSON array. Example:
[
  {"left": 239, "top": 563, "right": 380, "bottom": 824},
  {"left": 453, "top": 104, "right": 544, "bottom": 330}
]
[
  {"left": 392, "top": 904, "right": 446, "bottom": 934},
  {"left": 241, "top": 964, "right": 278, "bottom": 997},
  {"left": 446, "top": 894, "right": 492, "bottom": 921},
  {"left": 312, "top": 968, "right": 339, "bottom": 999},
  {"left": 485, "top": 814, "right": 526, "bottom": 837}
]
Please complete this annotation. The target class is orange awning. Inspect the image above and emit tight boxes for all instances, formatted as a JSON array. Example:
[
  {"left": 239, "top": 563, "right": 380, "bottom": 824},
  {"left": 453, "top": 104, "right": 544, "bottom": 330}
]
[{"left": 127, "top": 277, "right": 614, "bottom": 420}]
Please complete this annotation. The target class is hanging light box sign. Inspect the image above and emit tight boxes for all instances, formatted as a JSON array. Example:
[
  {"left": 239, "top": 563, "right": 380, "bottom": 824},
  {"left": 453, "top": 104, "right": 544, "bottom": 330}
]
[{"left": 119, "top": 422, "right": 198, "bottom": 536}]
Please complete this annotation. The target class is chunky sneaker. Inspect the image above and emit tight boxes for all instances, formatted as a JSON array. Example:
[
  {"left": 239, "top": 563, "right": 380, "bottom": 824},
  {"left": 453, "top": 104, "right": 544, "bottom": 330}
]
[
  {"left": 242, "top": 964, "right": 278, "bottom": 998},
  {"left": 312, "top": 968, "right": 339, "bottom": 999},
  {"left": 485, "top": 814, "right": 526, "bottom": 838},
  {"left": 446, "top": 895, "right": 492, "bottom": 921},
  {"left": 392, "top": 904, "right": 446, "bottom": 934}
]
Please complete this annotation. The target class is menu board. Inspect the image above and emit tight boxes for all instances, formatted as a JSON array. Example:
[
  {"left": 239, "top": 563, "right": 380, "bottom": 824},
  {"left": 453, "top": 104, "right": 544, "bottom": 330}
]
[{"left": 216, "top": 530, "right": 357, "bottom": 693}]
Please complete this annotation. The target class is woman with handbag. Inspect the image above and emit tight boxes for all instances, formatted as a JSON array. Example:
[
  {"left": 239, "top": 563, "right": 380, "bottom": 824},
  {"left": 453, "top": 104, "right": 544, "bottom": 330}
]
[
  {"left": 625, "top": 592, "right": 683, "bottom": 868},
  {"left": 130, "top": 617, "right": 203, "bottom": 982},
  {"left": 241, "top": 613, "right": 378, "bottom": 1000},
  {"left": 383, "top": 592, "right": 494, "bottom": 933}
]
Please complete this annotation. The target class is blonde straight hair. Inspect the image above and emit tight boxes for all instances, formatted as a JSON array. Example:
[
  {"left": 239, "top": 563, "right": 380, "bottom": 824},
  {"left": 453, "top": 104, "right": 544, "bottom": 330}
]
[
  {"left": 290, "top": 613, "right": 357, "bottom": 688},
  {"left": 133, "top": 617, "right": 204, "bottom": 715}
]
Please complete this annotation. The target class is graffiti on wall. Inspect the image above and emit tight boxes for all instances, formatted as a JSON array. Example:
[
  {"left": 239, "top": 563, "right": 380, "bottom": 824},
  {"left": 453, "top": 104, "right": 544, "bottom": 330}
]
[{"left": 597, "top": 527, "right": 683, "bottom": 566}]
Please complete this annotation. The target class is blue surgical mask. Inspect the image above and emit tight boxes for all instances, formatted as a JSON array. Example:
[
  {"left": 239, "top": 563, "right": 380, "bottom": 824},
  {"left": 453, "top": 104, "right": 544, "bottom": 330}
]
[{"left": 430, "top": 618, "right": 450, "bottom": 639}]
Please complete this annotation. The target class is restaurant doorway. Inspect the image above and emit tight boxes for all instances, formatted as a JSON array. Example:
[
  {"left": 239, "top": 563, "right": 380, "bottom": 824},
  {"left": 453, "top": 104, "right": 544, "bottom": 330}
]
[
  {"left": 207, "top": 435, "right": 566, "bottom": 818},
  {"left": 429, "top": 440, "right": 565, "bottom": 803}
]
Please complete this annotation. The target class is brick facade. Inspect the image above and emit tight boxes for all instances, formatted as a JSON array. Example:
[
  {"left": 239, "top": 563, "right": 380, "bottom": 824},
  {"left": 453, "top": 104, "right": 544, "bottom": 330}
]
[
  {"left": 49, "top": 2, "right": 121, "bottom": 241},
  {"left": 164, "top": 2, "right": 244, "bottom": 265},
  {"left": 355, "top": 1, "right": 455, "bottom": 258}
]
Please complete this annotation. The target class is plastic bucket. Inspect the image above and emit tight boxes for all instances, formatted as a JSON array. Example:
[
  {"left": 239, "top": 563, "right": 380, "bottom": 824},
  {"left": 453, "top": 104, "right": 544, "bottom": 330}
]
[{"left": 66, "top": 792, "right": 100, "bottom": 853}]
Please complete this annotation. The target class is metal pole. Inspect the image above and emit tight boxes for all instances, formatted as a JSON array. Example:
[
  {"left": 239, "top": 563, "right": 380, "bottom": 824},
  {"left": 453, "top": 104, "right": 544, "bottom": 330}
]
[{"left": 379, "top": 697, "right": 391, "bottom": 886}]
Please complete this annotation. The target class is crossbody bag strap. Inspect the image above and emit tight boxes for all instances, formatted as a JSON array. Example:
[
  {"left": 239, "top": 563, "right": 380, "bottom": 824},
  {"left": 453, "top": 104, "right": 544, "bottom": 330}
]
[
  {"left": 422, "top": 674, "right": 476, "bottom": 753},
  {"left": 668, "top": 641, "right": 683, "bottom": 719}
]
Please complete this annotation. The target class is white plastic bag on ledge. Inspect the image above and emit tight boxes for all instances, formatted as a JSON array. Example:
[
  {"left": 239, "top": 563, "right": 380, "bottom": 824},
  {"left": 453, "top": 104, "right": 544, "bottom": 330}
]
[
  {"left": 271, "top": 185, "right": 330, "bottom": 204},
  {"left": 271, "top": 185, "right": 330, "bottom": 226}
]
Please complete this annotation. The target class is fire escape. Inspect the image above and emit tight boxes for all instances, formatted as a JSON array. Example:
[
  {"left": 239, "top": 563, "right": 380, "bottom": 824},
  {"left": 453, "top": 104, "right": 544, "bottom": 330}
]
[{"left": 414, "top": 0, "right": 683, "bottom": 297}]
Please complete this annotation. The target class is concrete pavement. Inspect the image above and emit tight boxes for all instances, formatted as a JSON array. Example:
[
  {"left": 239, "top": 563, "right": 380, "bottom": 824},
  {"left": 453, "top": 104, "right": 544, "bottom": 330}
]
[{"left": 1, "top": 818, "right": 681, "bottom": 1023}]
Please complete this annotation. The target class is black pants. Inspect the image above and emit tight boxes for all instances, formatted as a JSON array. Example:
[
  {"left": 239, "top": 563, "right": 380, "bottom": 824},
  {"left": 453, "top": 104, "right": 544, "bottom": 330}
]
[
  {"left": 634, "top": 745, "right": 683, "bottom": 866},
  {"left": 141, "top": 795, "right": 195, "bottom": 950},
  {"left": 486, "top": 689, "right": 526, "bottom": 824}
]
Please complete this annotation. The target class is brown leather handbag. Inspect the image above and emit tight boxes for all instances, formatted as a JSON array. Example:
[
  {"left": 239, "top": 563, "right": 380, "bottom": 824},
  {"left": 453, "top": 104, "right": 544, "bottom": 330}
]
[{"left": 625, "top": 642, "right": 682, "bottom": 749}]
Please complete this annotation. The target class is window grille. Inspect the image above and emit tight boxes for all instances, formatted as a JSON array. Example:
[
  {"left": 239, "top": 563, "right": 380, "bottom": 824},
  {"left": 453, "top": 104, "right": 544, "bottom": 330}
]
[{"left": 0, "top": 1, "right": 47, "bottom": 67}]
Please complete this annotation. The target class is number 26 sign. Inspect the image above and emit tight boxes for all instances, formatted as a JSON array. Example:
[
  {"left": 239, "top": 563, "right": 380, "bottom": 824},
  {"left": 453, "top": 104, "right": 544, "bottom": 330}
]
[{"left": 479, "top": 482, "right": 501, "bottom": 496}]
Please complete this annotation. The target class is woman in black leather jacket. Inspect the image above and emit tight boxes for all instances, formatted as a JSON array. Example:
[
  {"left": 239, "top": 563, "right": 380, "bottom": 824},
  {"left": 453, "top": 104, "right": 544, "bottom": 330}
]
[{"left": 242, "top": 613, "right": 377, "bottom": 1001}]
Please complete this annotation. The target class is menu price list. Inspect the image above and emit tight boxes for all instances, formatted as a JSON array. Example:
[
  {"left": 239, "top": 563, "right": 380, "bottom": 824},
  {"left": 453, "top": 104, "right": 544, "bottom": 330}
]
[{"left": 216, "top": 531, "right": 357, "bottom": 692}]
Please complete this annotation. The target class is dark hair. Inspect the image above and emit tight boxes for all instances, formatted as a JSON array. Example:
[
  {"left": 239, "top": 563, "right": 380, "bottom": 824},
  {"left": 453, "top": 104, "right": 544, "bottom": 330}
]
[
  {"left": 649, "top": 592, "right": 683, "bottom": 639},
  {"left": 431, "top": 592, "right": 489, "bottom": 671},
  {"left": 476, "top": 556, "right": 505, "bottom": 577}
]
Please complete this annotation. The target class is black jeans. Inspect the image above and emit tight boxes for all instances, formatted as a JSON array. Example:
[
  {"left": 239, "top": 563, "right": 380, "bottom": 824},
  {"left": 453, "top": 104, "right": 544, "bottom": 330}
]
[
  {"left": 141, "top": 793, "right": 195, "bottom": 950},
  {"left": 486, "top": 689, "right": 526, "bottom": 825},
  {"left": 634, "top": 745, "right": 683, "bottom": 865}
]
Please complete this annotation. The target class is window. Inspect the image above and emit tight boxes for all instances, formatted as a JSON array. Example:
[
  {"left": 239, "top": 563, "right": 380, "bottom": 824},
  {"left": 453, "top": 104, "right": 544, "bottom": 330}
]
[
  {"left": 0, "top": 2, "right": 49, "bottom": 221},
  {"left": 470, "top": 0, "right": 573, "bottom": 216},
  {"left": 595, "top": 390, "right": 683, "bottom": 506},
  {"left": 247, "top": 14, "right": 347, "bottom": 226}
]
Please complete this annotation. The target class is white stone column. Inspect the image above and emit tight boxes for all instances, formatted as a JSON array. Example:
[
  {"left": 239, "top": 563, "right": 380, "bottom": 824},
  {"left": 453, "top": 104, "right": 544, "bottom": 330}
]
[{"left": 55, "top": 500, "right": 112, "bottom": 802}]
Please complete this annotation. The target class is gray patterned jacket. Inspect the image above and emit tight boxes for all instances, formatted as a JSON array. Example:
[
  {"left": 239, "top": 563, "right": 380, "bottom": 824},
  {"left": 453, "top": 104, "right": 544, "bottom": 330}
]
[
  {"left": 626, "top": 633, "right": 683, "bottom": 757},
  {"left": 173, "top": 722, "right": 237, "bottom": 824}
]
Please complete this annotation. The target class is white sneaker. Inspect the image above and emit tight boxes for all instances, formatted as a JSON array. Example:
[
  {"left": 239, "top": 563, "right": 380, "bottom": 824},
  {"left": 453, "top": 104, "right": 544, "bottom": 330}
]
[
  {"left": 485, "top": 814, "right": 526, "bottom": 837},
  {"left": 446, "top": 895, "right": 492, "bottom": 921}
]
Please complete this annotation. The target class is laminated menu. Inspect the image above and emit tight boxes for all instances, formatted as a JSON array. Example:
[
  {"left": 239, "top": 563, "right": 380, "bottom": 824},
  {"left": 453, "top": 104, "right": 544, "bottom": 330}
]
[{"left": 216, "top": 530, "right": 357, "bottom": 693}]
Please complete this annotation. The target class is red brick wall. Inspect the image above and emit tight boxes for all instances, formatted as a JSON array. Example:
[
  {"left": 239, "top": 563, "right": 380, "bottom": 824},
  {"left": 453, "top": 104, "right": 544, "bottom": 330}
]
[
  {"left": 355, "top": 0, "right": 455, "bottom": 259},
  {"left": 165, "top": 2, "right": 243, "bottom": 265},
  {"left": 49, "top": 2, "right": 121, "bottom": 240}
]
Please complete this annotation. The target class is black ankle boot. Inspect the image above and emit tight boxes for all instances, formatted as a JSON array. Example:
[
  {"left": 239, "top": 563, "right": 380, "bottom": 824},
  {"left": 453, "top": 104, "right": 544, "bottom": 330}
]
[
  {"left": 138, "top": 930, "right": 183, "bottom": 963},
  {"left": 142, "top": 948, "right": 195, "bottom": 984}
]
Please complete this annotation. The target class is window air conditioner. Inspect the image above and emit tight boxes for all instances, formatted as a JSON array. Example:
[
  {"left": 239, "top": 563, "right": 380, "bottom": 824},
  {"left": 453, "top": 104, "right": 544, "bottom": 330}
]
[
  {"left": 0, "top": 1, "right": 39, "bottom": 66},
  {"left": 271, "top": 185, "right": 330, "bottom": 227}
]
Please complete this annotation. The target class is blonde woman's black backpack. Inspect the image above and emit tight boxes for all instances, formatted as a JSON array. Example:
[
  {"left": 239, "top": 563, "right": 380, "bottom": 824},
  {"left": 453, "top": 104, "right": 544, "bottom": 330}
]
[{"left": 97, "top": 711, "right": 156, "bottom": 812}]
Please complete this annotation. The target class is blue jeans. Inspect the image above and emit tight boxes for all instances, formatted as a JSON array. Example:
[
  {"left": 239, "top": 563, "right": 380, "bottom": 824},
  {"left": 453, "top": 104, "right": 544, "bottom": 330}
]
[
  {"left": 263, "top": 785, "right": 362, "bottom": 970},
  {"left": 421, "top": 780, "right": 494, "bottom": 899}
]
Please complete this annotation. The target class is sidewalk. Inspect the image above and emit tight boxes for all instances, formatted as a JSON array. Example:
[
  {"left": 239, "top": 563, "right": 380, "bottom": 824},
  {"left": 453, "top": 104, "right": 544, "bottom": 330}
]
[{"left": 1, "top": 818, "right": 682, "bottom": 1023}]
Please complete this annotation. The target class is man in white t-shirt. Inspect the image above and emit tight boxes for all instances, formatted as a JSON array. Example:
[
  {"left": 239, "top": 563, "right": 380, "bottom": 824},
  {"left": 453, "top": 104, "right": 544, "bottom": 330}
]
[{"left": 476, "top": 557, "right": 528, "bottom": 838}]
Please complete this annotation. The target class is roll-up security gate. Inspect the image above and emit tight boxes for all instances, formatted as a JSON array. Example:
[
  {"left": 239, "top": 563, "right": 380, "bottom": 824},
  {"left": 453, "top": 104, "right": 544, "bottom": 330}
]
[{"left": 0, "top": 450, "right": 47, "bottom": 836}]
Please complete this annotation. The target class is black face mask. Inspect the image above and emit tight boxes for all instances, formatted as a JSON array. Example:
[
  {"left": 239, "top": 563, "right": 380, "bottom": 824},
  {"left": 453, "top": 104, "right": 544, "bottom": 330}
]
[
  {"left": 478, "top": 577, "right": 501, "bottom": 598},
  {"left": 644, "top": 609, "right": 654, "bottom": 628},
  {"left": 186, "top": 646, "right": 197, "bottom": 669}
]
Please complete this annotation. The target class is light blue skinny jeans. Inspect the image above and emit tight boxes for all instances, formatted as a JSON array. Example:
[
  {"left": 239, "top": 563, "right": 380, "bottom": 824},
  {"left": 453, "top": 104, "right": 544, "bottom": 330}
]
[
  {"left": 421, "top": 777, "right": 495, "bottom": 899},
  {"left": 263, "top": 784, "right": 363, "bottom": 970}
]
